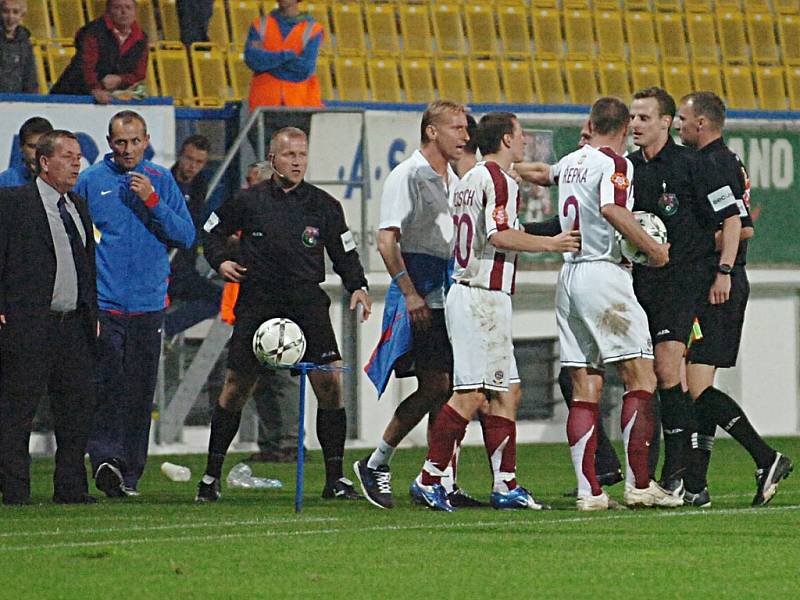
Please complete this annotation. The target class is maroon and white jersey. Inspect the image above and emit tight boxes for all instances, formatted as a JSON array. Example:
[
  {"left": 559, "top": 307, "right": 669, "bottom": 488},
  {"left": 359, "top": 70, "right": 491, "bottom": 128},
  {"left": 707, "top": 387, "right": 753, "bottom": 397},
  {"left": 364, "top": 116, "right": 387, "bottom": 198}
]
[
  {"left": 554, "top": 145, "right": 633, "bottom": 264},
  {"left": 450, "top": 161, "right": 519, "bottom": 294}
]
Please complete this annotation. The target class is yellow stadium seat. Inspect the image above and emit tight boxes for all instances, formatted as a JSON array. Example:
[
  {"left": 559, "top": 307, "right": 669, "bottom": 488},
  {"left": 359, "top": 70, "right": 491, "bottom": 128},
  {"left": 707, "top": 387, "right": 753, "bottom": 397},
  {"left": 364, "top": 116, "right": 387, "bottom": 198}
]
[
  {"left": 331, "top": 2, "right": 366, "bottom": 56},
  {"left": 497, "top": 2, "right": 530, "bottom": 58},
  {"left": 46, "top": 41, "right": 76, "bottom": 88},
  {"left": 158, "top": 0, "right": 181, "bottom": 41},
  {"left": 775, "top": 0, "right": 800, "bottom": 15},
  {"left": 746, "top": 14, "right": 778, "bottom": 65},
  {"left": 228, "top": 1, "right": 262, "bottom": 46},
  {"left": 563, "top": 0, "right": 590, "bottom": 9},
  {"left": 304, "top": 2, "right": 333, "bottom": 56},
  {"left": 226, "top": 46, "right": 250, "bottom": 101},
  {"left": 686, "top": 12, "right": 718, "bottom": 64},
  {"left": 366, "top": 57, "right": 402, "bottom": 103},
  {"left": 401, "top": 58, "right": 435, "bottom": 103},
  {"left": 32, "top": 43, "right": 48, "bottom": 93},
  {"left": 622, "top": 0, "right": 650, "bottom": 10},
  {"left": 653, "top": 0, "right": 681, "bottom": 11},
  {"left": 723, "top": 66, "right": 757, "bottom": 109},
  {"left": 625, "top": 12, "right": 657, "bottom": 64},
  {"left": 465, "top": 3, "right": 498, "bottom": 57},
  {"left": 501, "top": 60, "right": 535, "bottom": 104},
  {"left": 431, "top": 3, "right": 466, "bottom": 56},
  {"left": 743, "top": 0, "right": 770, "bottom": 11},
  {"left": 208, "top": 0, "right": 229, "bottom": 46},
  {"left": 399, "top": 3, "right": 433, "bottom": 57},
  {"left": 316, "top": 54, "right": 333, "bottom": 101},
  {"left": 717, "top": 11, "right": 748, "bottom": 65},
  {"left": 754, "top": 66, "right": 787, "bottom": 111},
  {"left": 594, "top": 0, "right": 621, "bottom": 9},
  {"left": 595, "top": 10, "right": 625, "bottom": 61},
  {"left": 190, "top": 42, "right": 229, "bottom": 100},
  {"left": 50, "top": 0, "right": 85, "bottom": 40},
  {"left": 565, "top": 61, "right": 598, "bottom": 105},
  {"left": 434, "top": 59, "right": 469, "bottom": 103},
  {"left": 24, "top": 0, "right": 50, "bottom": 40},
  {"left": 597, "top": 61, "right": 631, "bottom": 99},
  {"left": 564, "top": 10, "right": 594, "bottom": 60},
  {"left": 655, "top": 13, "right": 688, "bottom": 64},
  {"left": 692, "top": 63, "right": 724, "bottom": 97},
  {"left": 155, "top": 41, "right": 195, "bottom": 104},
  {"left": 533, "top": 60, "right": 566, "bottom": 104},
  {"left": 662, "top": 64, "right": 692, "bottom": 101},
  {"left": 532, "top": 9, "right": 563, "bottom": 59},
  {"left": 468, "top": 60, "right": 502, "bottom": 103},
  {"left": 365, "top": 3, "right": 400, "bottom": 56},
  {"left": 786, "top": 66, "right": 800, "bottom": 109},
  {"left": 531, "top": 0, "right": 558, "bottom": 8},
  {"left": 778, "top": 15, "right": 800, "bottom": 66},
  {"left": 631, "top": 63, "right": 662, "bottom": 92},
  {"left": 333, "top": 56, "right": 368, "bottom": 101},
  {"left": 684, "top": 0, "right": 712, "bottom": 11},
  {"left": 146, "top": 50, "right": 158, "bottom": 96},
  {"left": 717, "top": 0, "right": 742, "bottom": 8}
]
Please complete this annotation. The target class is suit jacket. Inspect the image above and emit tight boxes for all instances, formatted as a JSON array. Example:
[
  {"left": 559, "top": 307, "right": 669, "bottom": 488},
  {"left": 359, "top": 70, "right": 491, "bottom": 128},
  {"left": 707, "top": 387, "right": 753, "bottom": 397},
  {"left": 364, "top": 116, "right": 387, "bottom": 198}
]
[{"left": 0, "top": 181, "right": 98, "bottom": 351}]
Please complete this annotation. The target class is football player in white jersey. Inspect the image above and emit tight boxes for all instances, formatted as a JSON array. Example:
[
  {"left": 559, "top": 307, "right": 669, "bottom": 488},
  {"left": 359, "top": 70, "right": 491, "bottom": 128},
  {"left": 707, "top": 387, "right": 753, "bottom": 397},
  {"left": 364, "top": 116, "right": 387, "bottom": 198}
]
[
  {"left": 410, "top": 112, "right": 581, "bottom": 512},
  {"left": 550, "top": 97, "right": 680, "bottom": 510}
]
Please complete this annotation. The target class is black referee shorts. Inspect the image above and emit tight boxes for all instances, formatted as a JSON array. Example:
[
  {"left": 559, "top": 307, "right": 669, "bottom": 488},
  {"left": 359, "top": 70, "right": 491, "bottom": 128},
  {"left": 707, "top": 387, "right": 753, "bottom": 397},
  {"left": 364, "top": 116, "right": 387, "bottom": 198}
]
[
  {"left": 687, "top": 267, "right": 749, "bottom": 368},
  {"left": 228, "top": 289, "right": 341, "bottom": 374}
]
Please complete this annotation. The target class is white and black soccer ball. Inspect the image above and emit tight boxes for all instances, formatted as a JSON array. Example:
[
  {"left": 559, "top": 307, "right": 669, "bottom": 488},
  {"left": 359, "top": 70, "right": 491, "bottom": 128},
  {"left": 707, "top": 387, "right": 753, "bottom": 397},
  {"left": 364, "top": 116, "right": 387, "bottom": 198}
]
[
  {"left": 616, "top": 211, "right": 668, "bottom": 265},
  {"left": 252, "top": 318, "right": 306, "bottom": 367}
]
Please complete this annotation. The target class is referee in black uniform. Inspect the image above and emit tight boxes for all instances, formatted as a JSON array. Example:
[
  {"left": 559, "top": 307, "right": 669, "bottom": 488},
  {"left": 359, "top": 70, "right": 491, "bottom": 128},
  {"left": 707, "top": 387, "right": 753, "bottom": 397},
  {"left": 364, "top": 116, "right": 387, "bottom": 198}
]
[
  {"left": 628, "top": 88, "right": 741, "bottom": 501},
  {"left": 676, "top": 92, "right": 793, "bottom": 507},
  {"left": 196, "top": 127, "right": 372, "bottom": 502}
]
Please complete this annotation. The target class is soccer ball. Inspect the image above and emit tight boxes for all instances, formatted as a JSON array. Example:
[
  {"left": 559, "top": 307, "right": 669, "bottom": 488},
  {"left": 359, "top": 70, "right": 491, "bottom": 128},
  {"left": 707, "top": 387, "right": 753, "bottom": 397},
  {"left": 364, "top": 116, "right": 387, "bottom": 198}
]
[
  {"left": 616, "top": 211, "right": 668, "bottom": 265},
  {"left": 252, "top": 318, "right": 306, "bottom": 367}
]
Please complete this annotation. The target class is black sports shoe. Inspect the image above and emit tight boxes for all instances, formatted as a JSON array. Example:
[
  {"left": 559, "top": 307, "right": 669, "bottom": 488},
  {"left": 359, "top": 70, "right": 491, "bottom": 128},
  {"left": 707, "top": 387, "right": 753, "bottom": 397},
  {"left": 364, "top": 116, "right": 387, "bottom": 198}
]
[
  {"left": 53, "top": 493, "right": 98, "bottom": 505},
  {"left": 657, "top": 477, "right": 685, "bottom": 503},
  {"left": 684, "top": 487, "right": 712, "bottom": 508},
  {"left": 753, "top": 452, "right": 793, "bottom": 507},
  {"left": 195, "top": 477, "right": 221, "bottom": 503},
  {"left": 598, "top": 469, "right": 624, "bottom": 487},
  {"left": 353, "top": 458, "right": 394, "bottom": 509},
  {"left": 322, "top": 477, "right": 362, "bottom": 500},
  {"left": 95, "top": 460, "right": 125, "bottom": 498},
  {"left": 447, "top": 486, "right": 487, "bottom": 508}
]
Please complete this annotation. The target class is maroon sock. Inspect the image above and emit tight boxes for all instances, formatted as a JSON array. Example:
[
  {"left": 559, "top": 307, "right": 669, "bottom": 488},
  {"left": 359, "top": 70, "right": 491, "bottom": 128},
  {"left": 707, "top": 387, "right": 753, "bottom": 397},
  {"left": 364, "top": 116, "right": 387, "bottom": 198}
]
[
  {"left": 567, "top": 401, "right": 601, "bottom": 497},
  {"left": 421, "top": 404, "right": 468, "bottom": 486},
  {"left": 621, "top": 390, "right": 655, "bottom": 489},
  {"left": 482, "top": 414, "right": 518, "bottom": 491}
]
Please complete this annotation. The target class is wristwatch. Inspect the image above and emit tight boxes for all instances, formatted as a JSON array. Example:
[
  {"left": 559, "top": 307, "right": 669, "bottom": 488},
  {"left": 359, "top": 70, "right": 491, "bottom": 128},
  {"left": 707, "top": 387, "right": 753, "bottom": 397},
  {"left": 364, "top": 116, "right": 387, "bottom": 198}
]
[{"left": 717, "top": 263, "right": 733, "bottom": 275}]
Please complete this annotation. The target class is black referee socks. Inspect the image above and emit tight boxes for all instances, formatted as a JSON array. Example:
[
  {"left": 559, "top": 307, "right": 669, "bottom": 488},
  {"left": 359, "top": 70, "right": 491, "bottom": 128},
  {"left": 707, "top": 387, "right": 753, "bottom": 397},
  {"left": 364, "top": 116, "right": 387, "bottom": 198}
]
[
  {"left": 317, "top": 407, "right": 347, "bottom": 486},
  {"left": 659, "top": 384, "right": 693, "bottom": 481},
  {"left": 206, "top": 404, "right": 243, "bottom": 479}
]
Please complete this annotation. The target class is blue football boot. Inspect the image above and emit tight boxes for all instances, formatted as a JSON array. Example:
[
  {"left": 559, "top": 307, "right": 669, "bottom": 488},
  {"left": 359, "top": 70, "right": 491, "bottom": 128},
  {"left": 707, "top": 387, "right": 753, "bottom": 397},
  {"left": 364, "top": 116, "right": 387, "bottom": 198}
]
[
  {"left": 409, "top": 479, "right": 455, "bottom": 512},
  {"left": 490, "top": 486, "right": 551, "bottom": 510}
]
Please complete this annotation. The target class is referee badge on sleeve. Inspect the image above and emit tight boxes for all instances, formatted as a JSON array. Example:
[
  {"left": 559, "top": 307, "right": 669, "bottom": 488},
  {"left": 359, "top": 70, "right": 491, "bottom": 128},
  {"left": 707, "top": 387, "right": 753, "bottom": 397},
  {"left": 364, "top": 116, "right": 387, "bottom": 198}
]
[
  {"left": 203, "top": 212, "right": 220, "bottom": 232},
  {"left": 340, "top": 229, "right": 357, "bottom": 252}
]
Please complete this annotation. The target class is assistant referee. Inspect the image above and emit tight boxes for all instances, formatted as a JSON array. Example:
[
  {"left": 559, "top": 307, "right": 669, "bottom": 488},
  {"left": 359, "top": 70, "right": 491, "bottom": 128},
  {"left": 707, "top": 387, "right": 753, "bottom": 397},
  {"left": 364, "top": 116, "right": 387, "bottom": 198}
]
[{"left": 196, "top": 127, "right": 371, "bottom": 503}]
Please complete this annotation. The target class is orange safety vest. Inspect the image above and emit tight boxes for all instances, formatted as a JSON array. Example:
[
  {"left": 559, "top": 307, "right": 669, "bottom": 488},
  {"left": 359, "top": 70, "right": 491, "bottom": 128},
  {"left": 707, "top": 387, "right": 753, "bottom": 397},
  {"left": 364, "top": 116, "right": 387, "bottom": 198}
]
[{"left": 248, "top": 14, "right": 324, "bottom": 110}]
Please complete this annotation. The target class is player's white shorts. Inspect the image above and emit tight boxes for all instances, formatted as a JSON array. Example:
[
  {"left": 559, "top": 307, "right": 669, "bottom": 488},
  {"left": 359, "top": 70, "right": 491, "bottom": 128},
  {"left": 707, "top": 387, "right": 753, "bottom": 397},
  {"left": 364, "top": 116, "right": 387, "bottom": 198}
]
[
  {"left": 445, "top": 283, "right": 520, "bottom": 392},
  {"left": 556, "top": 261, "right": 654, "bottom": 369}
]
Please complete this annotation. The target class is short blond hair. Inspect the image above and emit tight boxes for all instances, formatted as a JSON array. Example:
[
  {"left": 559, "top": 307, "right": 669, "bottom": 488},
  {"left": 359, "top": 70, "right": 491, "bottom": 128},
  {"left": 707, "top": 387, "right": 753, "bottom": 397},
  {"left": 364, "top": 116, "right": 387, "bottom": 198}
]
[
  {"left": 420, "top": 100, "right": 466, "bottom": 144},
  {"left": 269, "top": 126, "right": 307, "bottom": 154}
]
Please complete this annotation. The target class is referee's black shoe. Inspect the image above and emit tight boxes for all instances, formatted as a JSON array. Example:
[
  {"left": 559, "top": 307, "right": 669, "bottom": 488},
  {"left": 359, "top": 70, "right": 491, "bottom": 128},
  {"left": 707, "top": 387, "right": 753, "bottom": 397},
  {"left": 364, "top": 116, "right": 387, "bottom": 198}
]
[
  {"left": 753, "top": 453, "right": 793, "bottom": 507},
  {"left": 195, "top": 477, "right": 221, "bottom": 503},
  {"left": 95, "top": 460, "right": 125, "bottom": 498},
  {"left": 448, "top": 486, "right": 487, "bottom": 508},
  {"left": 322, "top": 477, "right": 362, "bottom": 500},
  {"left": 684, "top": 487, "right": 711, "bottom": 508}
]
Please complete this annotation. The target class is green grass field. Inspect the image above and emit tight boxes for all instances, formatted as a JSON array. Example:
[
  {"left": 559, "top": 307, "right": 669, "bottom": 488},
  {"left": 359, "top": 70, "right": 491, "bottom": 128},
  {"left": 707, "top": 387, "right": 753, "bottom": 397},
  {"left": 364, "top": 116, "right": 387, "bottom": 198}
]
[{"left": 1, "top": 438, "right": 798, "bottom": 599}]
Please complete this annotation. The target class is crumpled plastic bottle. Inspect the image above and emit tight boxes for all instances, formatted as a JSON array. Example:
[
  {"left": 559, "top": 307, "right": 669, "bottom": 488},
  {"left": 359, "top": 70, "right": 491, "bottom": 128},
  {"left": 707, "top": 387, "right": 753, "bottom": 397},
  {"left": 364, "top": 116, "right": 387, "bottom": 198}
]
[
  {"left": 161, "top": 461, "right": 191, "bottom": 482},
  {"left": 226, "top": 462, "right": 283, "bottom": 489}
]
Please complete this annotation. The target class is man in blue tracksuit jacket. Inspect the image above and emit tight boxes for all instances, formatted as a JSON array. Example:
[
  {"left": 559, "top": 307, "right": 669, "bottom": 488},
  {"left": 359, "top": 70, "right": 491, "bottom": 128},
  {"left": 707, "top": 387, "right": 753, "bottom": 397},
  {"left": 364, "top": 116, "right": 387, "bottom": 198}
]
[{"left": 76, "top": 110, "right": 195, "bottom": 497}]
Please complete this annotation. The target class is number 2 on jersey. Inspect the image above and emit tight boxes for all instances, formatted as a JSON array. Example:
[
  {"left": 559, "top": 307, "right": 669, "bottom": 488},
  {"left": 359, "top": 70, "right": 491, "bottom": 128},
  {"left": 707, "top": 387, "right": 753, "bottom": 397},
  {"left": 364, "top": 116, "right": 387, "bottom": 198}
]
[
  {"left": 563, "top": 195, "right": 580, "bottom": 231},
  {"left": 452, "top": 213, "right": 474, "bottom": 268}
]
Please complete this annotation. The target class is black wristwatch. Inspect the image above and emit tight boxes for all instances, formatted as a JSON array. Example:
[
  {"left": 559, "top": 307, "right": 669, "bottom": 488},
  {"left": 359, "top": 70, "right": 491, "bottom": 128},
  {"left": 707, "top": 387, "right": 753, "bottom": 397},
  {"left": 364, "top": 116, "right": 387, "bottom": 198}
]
[{"left": 717, "top": 263, "right": 733, "bottom": 275}]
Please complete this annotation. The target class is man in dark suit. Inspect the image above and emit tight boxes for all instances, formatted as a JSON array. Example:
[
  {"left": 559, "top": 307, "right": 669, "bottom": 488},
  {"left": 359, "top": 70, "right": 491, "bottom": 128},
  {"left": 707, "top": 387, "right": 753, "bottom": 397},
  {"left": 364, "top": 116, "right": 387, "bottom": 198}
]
[{"left": 0, "top": 130, "right": 98, "bottom": 505}]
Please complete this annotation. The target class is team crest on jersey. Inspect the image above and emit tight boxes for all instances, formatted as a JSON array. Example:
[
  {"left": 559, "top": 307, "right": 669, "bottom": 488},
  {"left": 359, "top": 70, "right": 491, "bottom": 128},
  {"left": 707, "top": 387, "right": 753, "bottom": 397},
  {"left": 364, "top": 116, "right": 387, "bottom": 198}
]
[
  {"left": 302, "top": 226, "right": 320, "bottom": 247},
  {"left": 610, "top": 172, "right": 629, "bottom": 190},
  {"left": 658, "top": 192, "right": 678, "bottom": 216},
  {"left": 492, "top": 207, "right": 508, "bottom": 225}
]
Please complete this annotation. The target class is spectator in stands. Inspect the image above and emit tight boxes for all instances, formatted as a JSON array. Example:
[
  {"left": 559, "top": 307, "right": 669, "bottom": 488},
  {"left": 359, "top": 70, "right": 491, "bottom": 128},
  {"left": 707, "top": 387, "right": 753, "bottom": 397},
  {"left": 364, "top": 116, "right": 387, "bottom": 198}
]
[
  {"left": 177, "top": 0, "right": 213, "bottom": 46},
  {"left": 0, "top": 117, "right": 52, "bottom": 187},
  {"left": 0, "top": 0, "right": 37, "bottom": 94},
  {"left": 164, "top": 134, "right": 223, "bottom": 338},
  {"left": 50, "top": 0, "right": 148, "bottom": 105}
]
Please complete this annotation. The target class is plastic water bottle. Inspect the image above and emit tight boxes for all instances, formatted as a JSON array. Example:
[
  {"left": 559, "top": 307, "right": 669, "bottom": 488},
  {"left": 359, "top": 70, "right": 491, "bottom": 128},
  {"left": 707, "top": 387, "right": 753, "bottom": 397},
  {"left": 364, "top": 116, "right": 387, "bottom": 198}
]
[
  {"left": 226, "top": 462, "right": 282, "bottom": 489},
  {"left": 161, "top": 462, "right": 191, "bottom": 482}
]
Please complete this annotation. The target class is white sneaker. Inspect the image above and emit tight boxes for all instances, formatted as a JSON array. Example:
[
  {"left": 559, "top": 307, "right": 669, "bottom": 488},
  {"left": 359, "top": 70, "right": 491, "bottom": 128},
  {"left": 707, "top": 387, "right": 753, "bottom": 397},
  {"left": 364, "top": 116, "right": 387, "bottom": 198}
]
[
  {"left": 576, "top": 491, "right": 610, "bottom": 511},
  {"left": 624, "top": 481, "right": 684, "bottom": 508}
]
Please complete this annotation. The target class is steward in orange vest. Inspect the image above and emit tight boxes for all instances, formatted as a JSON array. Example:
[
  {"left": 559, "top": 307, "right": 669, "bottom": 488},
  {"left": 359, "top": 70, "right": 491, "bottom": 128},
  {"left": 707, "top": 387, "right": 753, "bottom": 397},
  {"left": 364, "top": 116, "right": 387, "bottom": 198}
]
[{"left": 244, "top": 6, "right": 324, "bottom": 110}]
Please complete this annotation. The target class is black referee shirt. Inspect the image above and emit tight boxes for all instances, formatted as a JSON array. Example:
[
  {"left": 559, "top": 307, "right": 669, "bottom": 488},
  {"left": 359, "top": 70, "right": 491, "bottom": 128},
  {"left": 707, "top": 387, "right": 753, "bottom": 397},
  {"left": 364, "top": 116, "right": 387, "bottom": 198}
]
[
  {"left": 696, "top": 137, "right": 753, "bottom": 266},
  {"left": 203, "top": 178, "right": 368, "bottom": 301}
]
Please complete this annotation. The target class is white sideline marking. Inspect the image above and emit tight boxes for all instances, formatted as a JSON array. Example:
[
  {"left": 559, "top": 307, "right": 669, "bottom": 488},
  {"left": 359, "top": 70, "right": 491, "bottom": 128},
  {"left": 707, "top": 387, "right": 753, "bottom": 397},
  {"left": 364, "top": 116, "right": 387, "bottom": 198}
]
[{"left": 1, "top": 505, "right": 798, "bottom": 554}]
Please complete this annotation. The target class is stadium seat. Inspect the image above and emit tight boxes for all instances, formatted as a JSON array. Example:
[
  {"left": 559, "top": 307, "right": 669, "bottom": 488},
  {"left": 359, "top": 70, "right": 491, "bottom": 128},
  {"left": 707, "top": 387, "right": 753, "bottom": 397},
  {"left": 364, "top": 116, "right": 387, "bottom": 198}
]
[
  {"left": 468, "top": 60, "right": 502, "bottom": 104},
  {"left": 146, "top": 50, "right": 158, "bottom": 96},
  {"left": 23, "top": 0, "right": 50, "bottom": 40},
  {"left": 786, "top": 66, "right": 800, "bottom": 109},
  {"left": 208, "top": 0, "right": 229, "bottom": 46},
  {"left": 365, "top": 3, "right": 400, "bottom": 56},
  {"left": 497, "top": 1, "right": 530, "bottom": 58},
  {"left": 631, "top": 63, "right": 662, "bottom": 91},
  {"left": 531, "top": 9, "right": 563, "bottom": 59},
  {"left": 594, "top": 10, "right": 625, "bottom": 61},
  {"left": 775, "top": 0, "right": 800, "bottom": 15},
  {"left": 717, "top": 0, "right": 743, "bottom": 8},
  {"left": 226, "top": 46, "right": 250, "bottom": 101},
  {"left": 684, "top": 0, "right": 712, "bottom": 11},
  {"left": 431, "top": 3, "right": 467, "bottom": 56},
  {"left": 531, "top": 0, "right": 558, "bottom": 8},
  {"left": 228, "top": 1, "right": 262, "bottom": 46},
  {"left": 653, "top": 0, "right": 681, "bottom": 11},
  {"left": 686, "top": 12, "right": 718, "bottom": 64},
  {"left": 333, "top": 56, "right": 368, "bottom": 101},
  {"left": 655, "top": 13, "right": 689, "bottom": 64},
  {"left": 747, "top": 13, "right": 779, "bottom": 65},
  {"left": 564, "top": 10, "right": 594, "bottom": 60},
  {"left": 189, "top": 43, "right": 229, "bottom": 101},
  {"left": 625, "top": 12, "right": 658, "bottom": 64},
  {"left": 501, "top": 59, "right": 535, "bottom": 104},
  {"left": 316, "top": 54, "right": 333, "bottom": 101},
  {"left": 742, "top": 0, "right": 770, "bottom": 11},
  {"left": 465, "top": 3, "right": 498, "bottom": 57},
  {"left": 563, "top": 0, "right": 590, "bottom": 9},
  {"left": 564, "top": 61, "right": 598, "bottom": 105},
  {"left": 398, "top": 3, "right": 433, "bottom": 57},
  {"left": 662, "top": 64, "right": 692, "bottom": 101},
  {"left": 434, "top": 59, "right": 469, "bottom": 103},
  {"left": 400, "top": 58, "right": 435, "bottom": 103},
  {"left": 778, "top": 15, "right": 800, "bottom": 66},
  {"left": 717, "top": 11, "right": 748, "bottom": 65},
  {"left": 158, "top": 0, "right": 181, "bottom": 41},
  {"left": 533, "top": 60, "right": 566, "bottom": 104},
  {"left": 692, "top": 64, "right": 724, "bottom": 97},
  {"left": 154, "top": 41, "right": 195, "bottom": 104},
  {"left": 621, "top": 0, "right": 649, "bottom": 10},
  {"left": 754, "top": 66, "right": 787, "bottom": 111},
  {"left": 304, "top": 2, "right": 333, "bottom": 56},
  {"left": 331, "top": 2, "right": 366, "bottom": 56},
  {"left": 366, "top": 57, "right": 402, "bottom": 103},
  {"left": 597, "top": 61, "right": 631, "bottom": 98},
  {"left": 723, "top": 65, "right": 757, "bottom": 109},
  {"left": 32, "top": 43, "right": 48, "bottom": 93},
  {"left": 46, "top": 41, "right": 76, "bottom": 88},
  {"left": 50, "top": 0, "right": 85, "bottom": 40}
]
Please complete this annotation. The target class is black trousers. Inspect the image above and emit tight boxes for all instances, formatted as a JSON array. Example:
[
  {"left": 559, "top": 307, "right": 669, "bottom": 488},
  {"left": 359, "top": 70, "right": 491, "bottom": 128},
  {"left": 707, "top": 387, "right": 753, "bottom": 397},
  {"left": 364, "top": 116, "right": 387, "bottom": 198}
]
[
  {"left": 0, "top": 311, "right": 95, "bottom": 502},
  {"left": 177, "top": 0, "right": 214, "bottom": 45}
]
